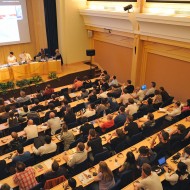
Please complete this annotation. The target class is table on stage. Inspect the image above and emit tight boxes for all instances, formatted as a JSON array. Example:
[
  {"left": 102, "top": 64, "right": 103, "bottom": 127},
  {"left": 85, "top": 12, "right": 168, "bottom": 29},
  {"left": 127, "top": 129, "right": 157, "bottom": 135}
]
[{"left": 0, "top": 60, "right": 61, "bottom": 82}]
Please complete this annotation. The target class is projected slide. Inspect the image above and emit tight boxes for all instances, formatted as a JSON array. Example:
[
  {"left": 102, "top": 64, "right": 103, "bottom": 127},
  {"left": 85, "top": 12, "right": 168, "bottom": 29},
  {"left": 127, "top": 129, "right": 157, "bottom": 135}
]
[
  {"left": 0, "top": 5, "right": 23, "bottom": 43},
  {"left": 0, "top": 0, "right": 30, "bottom": 46}
]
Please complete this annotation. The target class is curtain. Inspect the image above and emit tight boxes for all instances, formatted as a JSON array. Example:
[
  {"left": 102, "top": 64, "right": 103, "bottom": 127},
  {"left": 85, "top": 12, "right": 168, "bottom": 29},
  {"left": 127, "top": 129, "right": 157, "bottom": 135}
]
[{"left": 43, "top": 0, "right": 58, "bottom": 56}]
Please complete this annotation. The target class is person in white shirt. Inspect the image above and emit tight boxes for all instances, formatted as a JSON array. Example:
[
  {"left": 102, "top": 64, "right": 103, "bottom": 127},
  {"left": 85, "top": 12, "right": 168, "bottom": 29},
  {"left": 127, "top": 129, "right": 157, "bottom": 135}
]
[
  {"left": 109, "top": 76, "right": 118, "bottom": 87},
  {"left": 134, "top": 86, "right": 145, "bottom": 101},
  {"left": 145, "top": 81, "right": 156, "bottom": 96},
  {"left": 98, "top": 88, "right": 108, "bottom": 99},
  {"left": 120, "top": 88, "right": 133, "bottom": 106},
  {"left": 125, "top": 98, "right": 139, "bottom": 115},
  {"left": 180, "top": 146, "right": 190, "bottom": 173},
  {"left": 165, "top": 101, "right": 181, "bottom": 121},
  {"left": 62, "top": 142, "right": 87, "bottom": 168},
  {"left": 24, "top": 119, "right": 38, "bottom": 140},
  {"left": 134, "top": 163, "right": 163, "bottom": 190},
  {"left": 19, "top": 51, "right": 32, "bottom": 63},
  {"left": 47, "top": 112, "right": 61, "bottom": 135},
  {"left": 32, "top": 135, "right": 57, "bottom": 156},
  {"left": 7, "top": 52, "right": 17, "bottom": 63},
  {"left": 165, "top": 162, "right": 189, "bottom": 187},
  {"left": 83, "top": 103, "right": 96, "bottom": 118}
]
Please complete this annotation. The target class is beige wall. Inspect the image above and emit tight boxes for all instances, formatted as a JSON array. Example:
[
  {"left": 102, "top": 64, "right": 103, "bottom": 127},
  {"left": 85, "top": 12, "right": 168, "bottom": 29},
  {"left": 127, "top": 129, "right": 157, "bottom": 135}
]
[
  {"left": 56, "top": 0, "right": 90, "bottom": 64},
  {"left": 0, "top": 0, "right": 47, "bottom": 64}
]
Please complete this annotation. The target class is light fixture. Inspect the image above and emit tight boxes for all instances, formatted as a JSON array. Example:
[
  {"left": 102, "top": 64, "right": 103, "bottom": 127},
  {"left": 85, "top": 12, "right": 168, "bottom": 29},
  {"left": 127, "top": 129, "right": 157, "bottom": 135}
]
[{"left": 123, "top": 4, "right": 133, "bottom": 12}]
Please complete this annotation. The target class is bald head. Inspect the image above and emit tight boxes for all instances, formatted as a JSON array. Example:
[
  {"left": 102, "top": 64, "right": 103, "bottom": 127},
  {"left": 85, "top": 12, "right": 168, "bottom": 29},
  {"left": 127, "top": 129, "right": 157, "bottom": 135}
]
[
  {"left": 11, "top": 132, "right": 18, "bottom": 139},
  {"left": 49, "top": 112, "right": 55, "bottom": 118},
  {"left": 27, "top": 119, "right": 34, "bottom": 125}
]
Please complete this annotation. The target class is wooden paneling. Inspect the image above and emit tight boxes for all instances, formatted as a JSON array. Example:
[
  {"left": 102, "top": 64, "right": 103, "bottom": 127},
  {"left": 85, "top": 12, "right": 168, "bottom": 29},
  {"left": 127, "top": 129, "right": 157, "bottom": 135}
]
[
  {"left": 94, "top": 39, "right": 133, "bottom": 83},
  {"left": 0, "top": 0, "right": 47, "bottom": 64}
]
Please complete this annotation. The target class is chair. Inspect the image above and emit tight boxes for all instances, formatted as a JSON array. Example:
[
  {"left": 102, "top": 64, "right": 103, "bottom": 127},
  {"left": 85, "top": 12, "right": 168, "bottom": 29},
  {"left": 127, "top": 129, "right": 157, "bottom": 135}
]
[
  {"left": 73, "top": 159, "right": 90, "bottom": 175},
  {"left": 94, "top": 149, "right": 111, "bottom": 164},
  {"left": 130, "top": 132, "right": 144, "bottom": 146},
  {"left": 9, "top": 125, "right": 21, "bottom": 133},
  {"left": 69, "top": 138, "right": 83, "bottom": 149},
  {"left": 55, "top": 128, "right": 62, "bottom": 135},
  {"left": 88, "top": 114, "right": 97, "bottom": 122},
  {"left": 24, "top": 156, "right": 36, "bottom": 167},
  {"left": 114, "top": 140, "right": 127, "bottom": 153},
  {"left": 44, "top": 175, "right": 66, "bottom": 189},
  {"left": 109, "top": 179, "right": 121, "bottom": 190},
  {"left": 37, "top": 152, "right": 56, "bottom": 162},
  {"left": 160, "top": 96, "right": 174, "bottom": 108},
  {"left": 67, "top": 121, "right": 78, "bottom": 129},
  {"left": 73, "top": 103, "right": 85, "bottom": 113}
]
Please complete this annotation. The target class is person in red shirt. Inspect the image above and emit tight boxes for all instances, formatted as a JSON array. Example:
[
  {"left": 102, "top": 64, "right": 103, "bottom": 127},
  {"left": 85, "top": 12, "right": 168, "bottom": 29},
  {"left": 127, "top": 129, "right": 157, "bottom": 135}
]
[
  {"left": 72, "top": 77, "right": 83, "bottom": 91},
  {"left": 43, "top": 84, "right": 54, "bottom": 96},
  {"left": 13, "top": 162, "right": 38, "bottom": 190},
  {"left": 97, "top": 114, "right": 114, "bottom": 133}
]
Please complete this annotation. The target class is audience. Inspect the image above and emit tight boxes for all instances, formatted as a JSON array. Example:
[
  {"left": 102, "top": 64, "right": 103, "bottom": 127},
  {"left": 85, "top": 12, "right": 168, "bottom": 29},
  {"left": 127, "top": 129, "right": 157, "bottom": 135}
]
[
  {"left": 182, "top": 99, "right": 190, "bottom": 113},
  {"left": 63, "top": 142, "right": 87, "bottom": 168},
  {"left": 92, "top": 161, "right": 115, "bottom": 190},
  {"left": 134, "top": 163, "right": 163, "bottom": 190},
  {"left": 32, "top": 135, "right": 57, "bottom": 156},
  {"left": 30, "top": 99, "right": 44, "bottom": 112},
  {"left": 0, "top": 105, "right": 11, "bottom": 121},
  {"left": 97, "top": 114, "right": 114, "bottom": 133},
  {"left": 152, "top": 89, "right": 163, "bottom": 105},
  {"left": 119, "top": 151, "right": 137, "bottom": 173},
  {"left": 19, "top": 105, "right": 30, "bottom": 117},
  {"left": 43, "top": 160, "right": 68, "bottom": 181},
  {"left": 138, "top": 98, "right": 155, "bottom": 114},
  {"left": 72, "top": 77, "right": 83, "bottom": 91},
  {"left": 0, "top": 184, "right": 12, "bottom": 190},
  {"left": 120, "top": 88, "right": 132, "bottom": 106},
  {"left": 64, "top": 107, "right": 76, "bottom": 125},
  {"left": 165, "top": 101, "right": 181, "bottom": 121},
  {"left": 13, "top": 162, "right": 38, "bottom": 189},
  {"left": 160, "top": 87, "right": 170, "bottom": 102},
  {"left": 88, "top": 90, "right": 97, "bottom": 103},
  {"left": 86, "top": 129, "right": 104, "bottom": 161},
  {"left": 125, "top": 98, "right": 139, "bottom": 115},
  {"left": 60, "top": 122, "right": 75, "bottom": 150},
  {"left": 43, "top": 84, "right": 54, "bottom": 96},
  {"left": 63, "top": 177, "right": 85, "bottom": 190},
  {"left": 16, "top": 91, "right": 31, "bottom": 104},
  {"left": 125, "top": 80, "right": 134, "bottom": 94},
  {"left": 100, "top": 70, "right": 110, "bottom": 82},
  {"left": 98, "top": 87, "right": 108, "bottom": 99},
  {"left": 114, "top": 106, "right": 127, "bottom": 126},
  {"left": 96, "top": 98, "right": 109, "bottom": 116},
  {"left": 47, "top": 112, "right": 61, "bottom": 135},
  {"left": 12, "top": 145, "right": 31, "bottom": 164},
  {"left": 0, "top": 160, "right": 8, "bottom": 180},
  {"left": 8, "top": 132, "right": 23, "bottom": 151},
  {"left": 145, "top": 81, "right": 156, "bottom": 96},
  {"left": 138, "top": 113, "right": 156, "bottom": 129},
  {"left": 109, "top": 76, "right": 118, "bottom": 87},
  {"left": 6, "top": 111, "right": 19, "bottom": 128},
  {"left": 24, "top": 119, "right": 38, "bottom": 140},
  {"left": 133, "top": 86, "right": 145, "bottom": 101},
  {"left": 180, "top": 146, "right": 190, "bottom": 172},
  {"left": 83, "top": 103, "right": 96, "bottom": 118}
]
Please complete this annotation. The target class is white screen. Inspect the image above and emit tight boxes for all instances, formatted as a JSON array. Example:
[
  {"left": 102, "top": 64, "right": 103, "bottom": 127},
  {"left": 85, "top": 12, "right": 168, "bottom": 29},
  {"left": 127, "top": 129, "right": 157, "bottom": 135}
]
[{"left": 0, "top": 0, "right": 30, "bottom": 46}]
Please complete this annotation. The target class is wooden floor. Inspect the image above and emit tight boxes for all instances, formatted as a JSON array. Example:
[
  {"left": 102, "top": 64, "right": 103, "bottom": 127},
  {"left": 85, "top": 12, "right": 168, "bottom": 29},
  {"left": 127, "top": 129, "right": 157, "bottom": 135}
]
[{"left": 41, "top": 62, "right": 91, "bottom": 82}]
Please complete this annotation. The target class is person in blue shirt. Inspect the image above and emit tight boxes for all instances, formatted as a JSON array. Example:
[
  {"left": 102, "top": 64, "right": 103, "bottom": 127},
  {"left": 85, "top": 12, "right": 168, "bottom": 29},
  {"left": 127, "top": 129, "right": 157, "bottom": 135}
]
[{"left": 114, "top": 106, "right": 127, "bottom": 126}]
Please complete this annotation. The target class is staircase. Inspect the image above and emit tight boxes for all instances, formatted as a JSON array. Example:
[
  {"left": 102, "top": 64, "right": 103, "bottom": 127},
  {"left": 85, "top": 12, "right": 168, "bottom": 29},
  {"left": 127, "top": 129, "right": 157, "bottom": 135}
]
[{"left": 84, "top": 61, "right": 102, "bottom": 78}]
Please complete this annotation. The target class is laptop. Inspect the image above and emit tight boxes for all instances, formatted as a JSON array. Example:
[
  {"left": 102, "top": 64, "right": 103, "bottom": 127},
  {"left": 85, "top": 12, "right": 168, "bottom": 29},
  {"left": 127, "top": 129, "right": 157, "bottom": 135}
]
[
  {"left": 152, "top": 157, "right": 166, "bottom": 176},
  {"left": 141, "top": 85, "right": 147, "bottom": 90}
]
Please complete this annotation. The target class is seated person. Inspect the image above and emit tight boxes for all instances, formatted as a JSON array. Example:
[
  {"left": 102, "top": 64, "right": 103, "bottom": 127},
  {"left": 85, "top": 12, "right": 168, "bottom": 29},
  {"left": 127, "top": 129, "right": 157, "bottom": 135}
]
[
  {"left": 124, "top": 115, "right": 140, "bottom": 138},
  {"left": 6, "top": 111, "right": 19, "bottom": 128},
  {"left": 0, "top": 183, "right": 12, "bottom": 190},
  {"left": 100, "top": 79, "right": 109, "bottom": 91},
  {"left": 145, "top": 81, "right": 156, "bottom": 96},
  {"left": 83, "top": 76, "right": 92, "bottom": 89},
  {"left": 47, "top": 112, "right": 61, "bottom": 135},
  {"left": 164, "top": 162, "right": 189, "bottom": 188},
  {"left": 152, "top": 90, "right": 163, "bottom": 109},
  {"left": 60, "top": 123, "right": 75, "bottom": 151},
  {"left": 119, "top": 151, "right": 137, "bottom": 173},
  {"left": 30, "top": 99, "right": 45, "bottom": 112},
  {"left": 13, "top": 162, "right": 38, "bottom": 190},
  {"left": 100, "top": 70, "right": 110, "bottom": 82},
  {"left": 32, "top": 135, "right": 57, "bottom": 156},
  {"left": 114, "top": 106, "right": 127, "bottom": 126},
  {"left": 125, "top": 98, "right": 139, "bottom": 115},
  {"left": 72, "top": 77, "right": 83, "bottom": 91},
  {"left": 43, "top": 84, "right": 54, "bottom": 96},
  {"left": 0, "top": 98, "right": 5, "bottom": 113},
  {"left": 43, "top": 160, "right": 68, "bottom": 181},
  {"left": 64, "top": 107, "right": 76, "bottom": 125},
  {"left": 78, "top": 88, "right": 89, "bottom": 100},
  {"left": 133, "top": 86, "right": 145, "bottom": 101},
  {"left": 83, "top": 103, "right": 96, "bottom": 118},
  {"left": 86, "top": 129, "right": 104, "bottom": 160},
  {"left": 137, "top": 146, "right": 157, "bottom": 168},
  {"left": 165, "top": 101, "right": 181, "bottom": 121},
  {"left": 16, "top": 91, "right": 31, "bottom": 104},
  {"left": 44, "top": 103, "right": 57, "bottom": 122},
  {"left": 138, "top": 98, "right": 155, "bottom": 114},
  {"left": 54, "top": 49, "right": 63, "bottom": 65},
  {"left": 134, "top": 163, "right": 163, "bottom": 190},
  {"left": 109, "top": 75, "right": 118, "bottom": 87},
  {"left": 0, "top": 160, "right": 8, "bottom": 180},
  {"left": 180, "top": 146, "right": 190, "bottom": 173},
  {"left": 97, "top": 114, "right": 114, "bottom": 133},
  {"left": 159, "top": 86, "right": 170, "bottom": 102},
  {"left": 96, "top": 98, "right": 110, "bottom": 116},
  {"left": 98, "top": 87, "right": 108, "bottom": 99},
  {"left": 182, "top": 99, "right": 190, "bottom": 113},
  {"left": 19, "top": 105, "right": 30, "bottom": 117},
  {"left": 125, "top": 80, "right": 134, "bottom": 94},
  {"left": 120, "top": 88, "right": 132, "bottom": 106},
  {"left": 150, "top": 130, "right": 170, "bottom": 158},
  {"left": 12, "top": 145, "right": 31, "bottom": 164},
  {"left": 88, "top": 90, "right": 97, "bottom": 103},
  {"left": 107, "top": 85, "right": 122, "bottom": 98},
  {"left": 36, "top": 48, "right": 46, "bottom": 60},
  {"left": 0, "top": 105, "right": 10, "bottom": 121},
  {"left": 19, "top": 51, "right": 32, "bottom": 63},
  {"left": 49, "top": 94, "right": 61, "bottom": 107},
  {"left": 62, "top": 142, "right": 87, "bottom": 168},
  {"left": 24, "top": 119, "right": 38, "bottom": 140},
  {"left": 137, "top": 113, "right": 155, "bottom": 129},
  {"left": 8, "top": 132, "right": 23, "bottom": 152},
  {"left": 63, "top": 178, "right": 85, "bottom": 190},
  {"left": 7, "top": 52, "right": 17, "bottom": 63},
  {"left": 79, "top": 117, "right": 94, "bottom": 140},
  {"left": 107, "top": 128, "right": 126, "bottom": 151}
]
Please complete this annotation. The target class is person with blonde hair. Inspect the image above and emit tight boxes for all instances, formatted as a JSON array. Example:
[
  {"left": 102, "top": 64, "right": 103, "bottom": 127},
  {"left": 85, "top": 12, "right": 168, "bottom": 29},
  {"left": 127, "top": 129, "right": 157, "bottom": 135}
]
[{"left": 92, "top": 161, "right": 115, "bottom": 190}]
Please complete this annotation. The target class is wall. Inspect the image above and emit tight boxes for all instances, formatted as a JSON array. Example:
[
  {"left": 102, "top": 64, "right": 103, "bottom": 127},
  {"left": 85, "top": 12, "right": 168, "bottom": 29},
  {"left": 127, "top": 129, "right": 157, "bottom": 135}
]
[
  {"left": 93, "top": 32, "right": 133, "bottom": 83},
  {"left": 56, "top": 0, "right": 90, "bottom": 64},
  {"left": 0, "top": 0, "right": 47, "bottom": 64}
]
